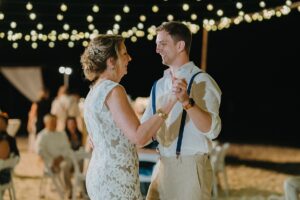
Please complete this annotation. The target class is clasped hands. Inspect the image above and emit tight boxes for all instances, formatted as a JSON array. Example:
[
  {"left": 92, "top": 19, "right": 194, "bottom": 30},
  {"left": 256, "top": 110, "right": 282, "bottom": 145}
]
[{"left": 170, "top": 74, "right": 189, "bottom": 104}]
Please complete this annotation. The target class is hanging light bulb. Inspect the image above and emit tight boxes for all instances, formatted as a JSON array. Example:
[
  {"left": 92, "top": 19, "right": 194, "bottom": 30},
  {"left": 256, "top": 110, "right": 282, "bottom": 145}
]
[
  {"left": 182, "top": 3, "right": 190, "bottom": 11},
  {"left": 115, "top": 15, "right": 122, "bottom": 22},
  {"left": 152, "top": 5, "right": 159, "bottom": 13},
  {"left": 0, "top": 12, "right": 4, "bottom": 20},
  {"left": 29, "top": 13, "right": 36, "bottom": 20},
  {"left": 92, "top": 5, "right": 99, "bottom": 13},
  {"left": 60, "top": 3, "right": 68, "bottom": 12},
  {"left": 140, "top": 15, "right": 146, "bottom": 22},
  {"left": 26, "top": 2, "right": 33, "bottom": 10},
  {"left": 57, "top": 14, "right": 64, "bottom": 21},
  {"left": 37, "top": 23, "right": 43, "bottom": 30},
  {"left": 10, "top": 21, "right": 17, "bottom": 29},
  {"left": 87, "top": 15, "right": 94, "bottom": 23},
  {"left": 123, "top": 5, "right": 130, "bottom": 13},
  {"left": 191, "top": 14, "right": 197, "bottom": 21}
]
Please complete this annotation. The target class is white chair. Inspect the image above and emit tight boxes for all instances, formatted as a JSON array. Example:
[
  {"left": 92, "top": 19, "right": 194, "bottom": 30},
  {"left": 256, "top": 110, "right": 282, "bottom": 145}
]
[
  {"left": 6, "top": 119, "right": 21, "bottom": 137},
  {"left": 0, "top": 156, "right": 19, "bottom": 200},
  {"left": 69, "top": 148, "right": 91, "bottom": 200},
  {"left": 210, "top": 142, "right": 230, "bottom": 198},
  {"left": 39, "top": 160, "right": 65, "bottom": 200},
  {"left": 138, "top": 151, "right": 159, "bottom": 183}
]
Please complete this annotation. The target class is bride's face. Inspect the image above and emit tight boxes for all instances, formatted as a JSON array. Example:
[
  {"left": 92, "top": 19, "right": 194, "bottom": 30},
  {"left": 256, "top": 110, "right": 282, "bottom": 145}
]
[{"left": 114, "top": 42, "right": 132, "bottom": 80}]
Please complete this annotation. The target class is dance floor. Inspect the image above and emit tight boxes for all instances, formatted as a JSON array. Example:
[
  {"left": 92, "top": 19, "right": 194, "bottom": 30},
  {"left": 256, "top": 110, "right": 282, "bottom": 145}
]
[{"left": 2, "top": 137, "right": 300, "bottom": 200}]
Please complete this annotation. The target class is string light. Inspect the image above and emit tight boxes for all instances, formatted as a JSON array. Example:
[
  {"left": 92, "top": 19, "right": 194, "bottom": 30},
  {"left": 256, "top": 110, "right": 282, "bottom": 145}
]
[
  {"left": 139, "top": 15, "right": 146, "bottom": 22},
  {"left": 191, "top": 13, "right": 198, "bottom": 21},
  {"left": 286, "top": 0, "right": 292, "bottom": 6},
  {"left": 123, "top": 5, "right": 130, "bottom": 13},
  {"left": 63, "top": 24, "right": 70, "bottom": 31},
  {"left": 26, "top": 2, "right": 33, "bottom": 11},
  {"left": 152, "top": 5, "right": 159, "bottom": 13},
  {"left": 31, "top": 42, "right": 38, "bottom": 49},
  {"left": 131, "top": 36, "right": 137, "bottom": 42},
  {"left": 86, "top": 15, "right": 93, "bottom": 23},
  {"left": 182, "top": 4, "right": 190, "bottom": 11},
  {"left": 60, "top": 4, "right": 68, "bottom": 12},
  {"left": 137, "top": 23, "right": 144, "bottom": 29},
  {"left": 114, "top": 15, "right": 121, "bottom": 22},
  {"left": 92, "top": 5, "right": 100, "bottom": 13},
  {"left": 68, "top": 41, "right": 74, "bottom": 48},
  {"left": 29, "top": 13, "right": 36, "bottom": 20},
  {"left": 167, "top": 14, "right": 174, "bottom": 21},
  {"left": 207, "top": 4, "right": 214, "bottom": 11},
  {"left": 0, "top": 1, "right": 299, "bottom": 48},
  {"left": 0, "top": 12, "right": 4, "bottom": 20},
  {"left": 49, "top": 42, "right": 55, "bottom": 48},
  {"left": 217, "top": 10, "right": 224, "bottom": 16},
  {"left": 259, "top": 1, "right": 266, "bottom": 8},
  {"left": 57, "top": 14, "right": 64, "bottom": 21},
  {"left": 10, "top": 22, "right": 17, "bottom": 29},
  {"left": 113, "top": 24, "right": 120, "bottom": 30},
  {"left": 236, "top": 2, "right": 243, "bottom": 9},
  {"left": 12, "top": 42, "right": 18, "bottom": 49},
  {"left": 82, "top": 40, "right": 88, "bottom": 47},
  {"left": 37, "top": 23, "right": 43, "bottom": 30},
  {"left": 88, "top": 24, "right": 95, "bottom": 31},
  {"left": 147, "top": 34, "right": 153, "bottom": 40}
]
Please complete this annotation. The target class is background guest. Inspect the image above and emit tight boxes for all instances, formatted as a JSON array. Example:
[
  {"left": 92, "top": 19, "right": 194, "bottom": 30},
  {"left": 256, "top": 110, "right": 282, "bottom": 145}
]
[{"left": 65, "top": 116, "right": 83, "bottom": 151}]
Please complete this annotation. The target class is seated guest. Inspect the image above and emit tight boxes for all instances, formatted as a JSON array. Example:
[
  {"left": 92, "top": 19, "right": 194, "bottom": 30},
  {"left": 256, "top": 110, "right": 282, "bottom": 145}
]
[
  {"left": 0, "top": 112, "right": 19, "bottom": 157},
  {"left": 65, "top": 117, "right": 83, "bottom": 151},
  {"left": 0, "top": 134, "right": 10, "bottom": 159},
  {"left": 36, "top": 114, "right": 72, "bottom": 196},
  {"left": 0, "top": 112, "right": 20, "bottom": 186}
]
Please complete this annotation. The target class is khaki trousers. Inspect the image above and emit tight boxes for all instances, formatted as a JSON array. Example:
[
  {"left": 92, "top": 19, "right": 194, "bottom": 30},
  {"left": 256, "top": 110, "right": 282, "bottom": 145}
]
[{"left": 146, "top": 154, "right": 212, "bottom": 200}]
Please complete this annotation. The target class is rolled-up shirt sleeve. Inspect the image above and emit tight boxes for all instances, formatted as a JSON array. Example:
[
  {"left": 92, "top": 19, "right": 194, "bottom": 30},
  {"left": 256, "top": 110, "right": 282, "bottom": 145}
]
[{"left": 192, "top": 74, "right": 222, "bottom": 139}]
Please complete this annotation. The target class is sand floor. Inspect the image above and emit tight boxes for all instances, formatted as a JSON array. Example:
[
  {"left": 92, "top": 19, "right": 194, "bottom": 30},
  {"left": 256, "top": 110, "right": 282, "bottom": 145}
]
[{"left": 2, "top": 137, "right": 300, "bottom": 200}]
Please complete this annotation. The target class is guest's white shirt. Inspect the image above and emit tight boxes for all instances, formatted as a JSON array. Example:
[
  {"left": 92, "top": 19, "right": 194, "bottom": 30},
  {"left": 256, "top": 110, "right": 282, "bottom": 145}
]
[
  {"left": 141, "top": 62, "right": 222, "bottom": 156},
  {"left": 50, "top": 94, "right": 70, "bottom": 131},
  {"left": 35, "top": 129, "right": 71, "bottom": 166}
]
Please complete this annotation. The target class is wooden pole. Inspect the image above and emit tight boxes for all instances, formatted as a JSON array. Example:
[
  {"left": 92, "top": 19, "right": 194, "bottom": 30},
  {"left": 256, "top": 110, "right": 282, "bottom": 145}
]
[{"left": 201, "top": 28, "right": 208, "bottom": 71}]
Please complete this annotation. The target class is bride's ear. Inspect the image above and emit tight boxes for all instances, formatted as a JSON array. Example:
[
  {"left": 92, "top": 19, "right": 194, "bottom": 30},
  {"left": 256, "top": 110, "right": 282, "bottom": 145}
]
[{"left": 106, "top": 57, "right": 116, "bottom": 70}]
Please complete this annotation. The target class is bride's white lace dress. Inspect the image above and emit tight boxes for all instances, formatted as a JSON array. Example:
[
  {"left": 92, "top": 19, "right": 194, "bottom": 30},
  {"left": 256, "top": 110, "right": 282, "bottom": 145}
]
[{"left": 84, "top": 80, "right": 142, "bottom": 200}]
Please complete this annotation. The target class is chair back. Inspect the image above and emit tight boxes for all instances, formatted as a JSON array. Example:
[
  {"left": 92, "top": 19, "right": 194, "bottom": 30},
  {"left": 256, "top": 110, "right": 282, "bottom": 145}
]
[
  {"left": 7, "top": 119, "right": 21, "bottom": 137},
  {"left": 68, "top": 148, "right": 91, "bottom": 200},
  {"left": 70, "top": 148, "right": 91, "bottom": 175},
  {"left": 0, "top": 156, "right": 19, "bottom": 200},
  {"left": 211, "top": 142, "right": 230, "bottom": 172},
  {"left": 0, "top": 156, "right": 19, "bottom": 171}
]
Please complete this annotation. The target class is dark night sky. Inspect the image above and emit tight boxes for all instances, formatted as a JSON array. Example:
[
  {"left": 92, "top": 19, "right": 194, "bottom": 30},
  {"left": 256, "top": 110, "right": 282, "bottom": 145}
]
[{"left": 1, "top": 11, "right": 300, "bottom": 147}]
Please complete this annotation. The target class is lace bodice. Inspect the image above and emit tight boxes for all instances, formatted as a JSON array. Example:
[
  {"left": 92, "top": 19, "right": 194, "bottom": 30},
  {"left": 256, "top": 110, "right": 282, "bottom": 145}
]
[{"left": 84, "top": 80, "right": 142, "bottom": 200}]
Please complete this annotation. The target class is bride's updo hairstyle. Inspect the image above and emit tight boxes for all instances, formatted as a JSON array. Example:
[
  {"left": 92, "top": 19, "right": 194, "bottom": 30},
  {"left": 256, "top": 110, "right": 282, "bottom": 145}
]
[{"left": 80, "top": 34, "right": 124, "bottom": 82}]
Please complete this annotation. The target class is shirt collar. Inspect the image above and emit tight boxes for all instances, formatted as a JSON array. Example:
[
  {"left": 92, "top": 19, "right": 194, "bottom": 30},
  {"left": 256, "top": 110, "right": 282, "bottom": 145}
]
[{"left": 163, "top": 61, "right": 199, "bottom": 80}]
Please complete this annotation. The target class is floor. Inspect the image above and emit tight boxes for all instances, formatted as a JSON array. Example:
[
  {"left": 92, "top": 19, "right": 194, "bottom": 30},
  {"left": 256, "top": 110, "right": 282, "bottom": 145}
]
[{"left": 2, "top": 137, "right": 300, "bottom": 200}]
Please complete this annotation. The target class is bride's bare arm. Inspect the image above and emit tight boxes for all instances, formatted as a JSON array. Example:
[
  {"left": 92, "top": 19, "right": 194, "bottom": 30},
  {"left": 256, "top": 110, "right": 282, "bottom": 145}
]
[{"left": 106, "top": 85, "right": 175, "bottom": 146}]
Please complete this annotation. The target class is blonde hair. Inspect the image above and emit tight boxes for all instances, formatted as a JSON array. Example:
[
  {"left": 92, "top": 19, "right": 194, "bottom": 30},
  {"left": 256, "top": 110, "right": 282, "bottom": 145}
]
[
  {"left": 43, "top": 113, "right": 56, "bottom": 124},
  {"left": 80, "top": 34, "right": 124, "bottom": 82}
]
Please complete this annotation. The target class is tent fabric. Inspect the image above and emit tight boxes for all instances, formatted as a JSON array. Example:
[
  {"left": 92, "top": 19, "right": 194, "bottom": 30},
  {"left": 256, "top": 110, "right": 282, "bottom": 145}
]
[{"left": 0, "top": 67, "right": 43, "bottom": 102}]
